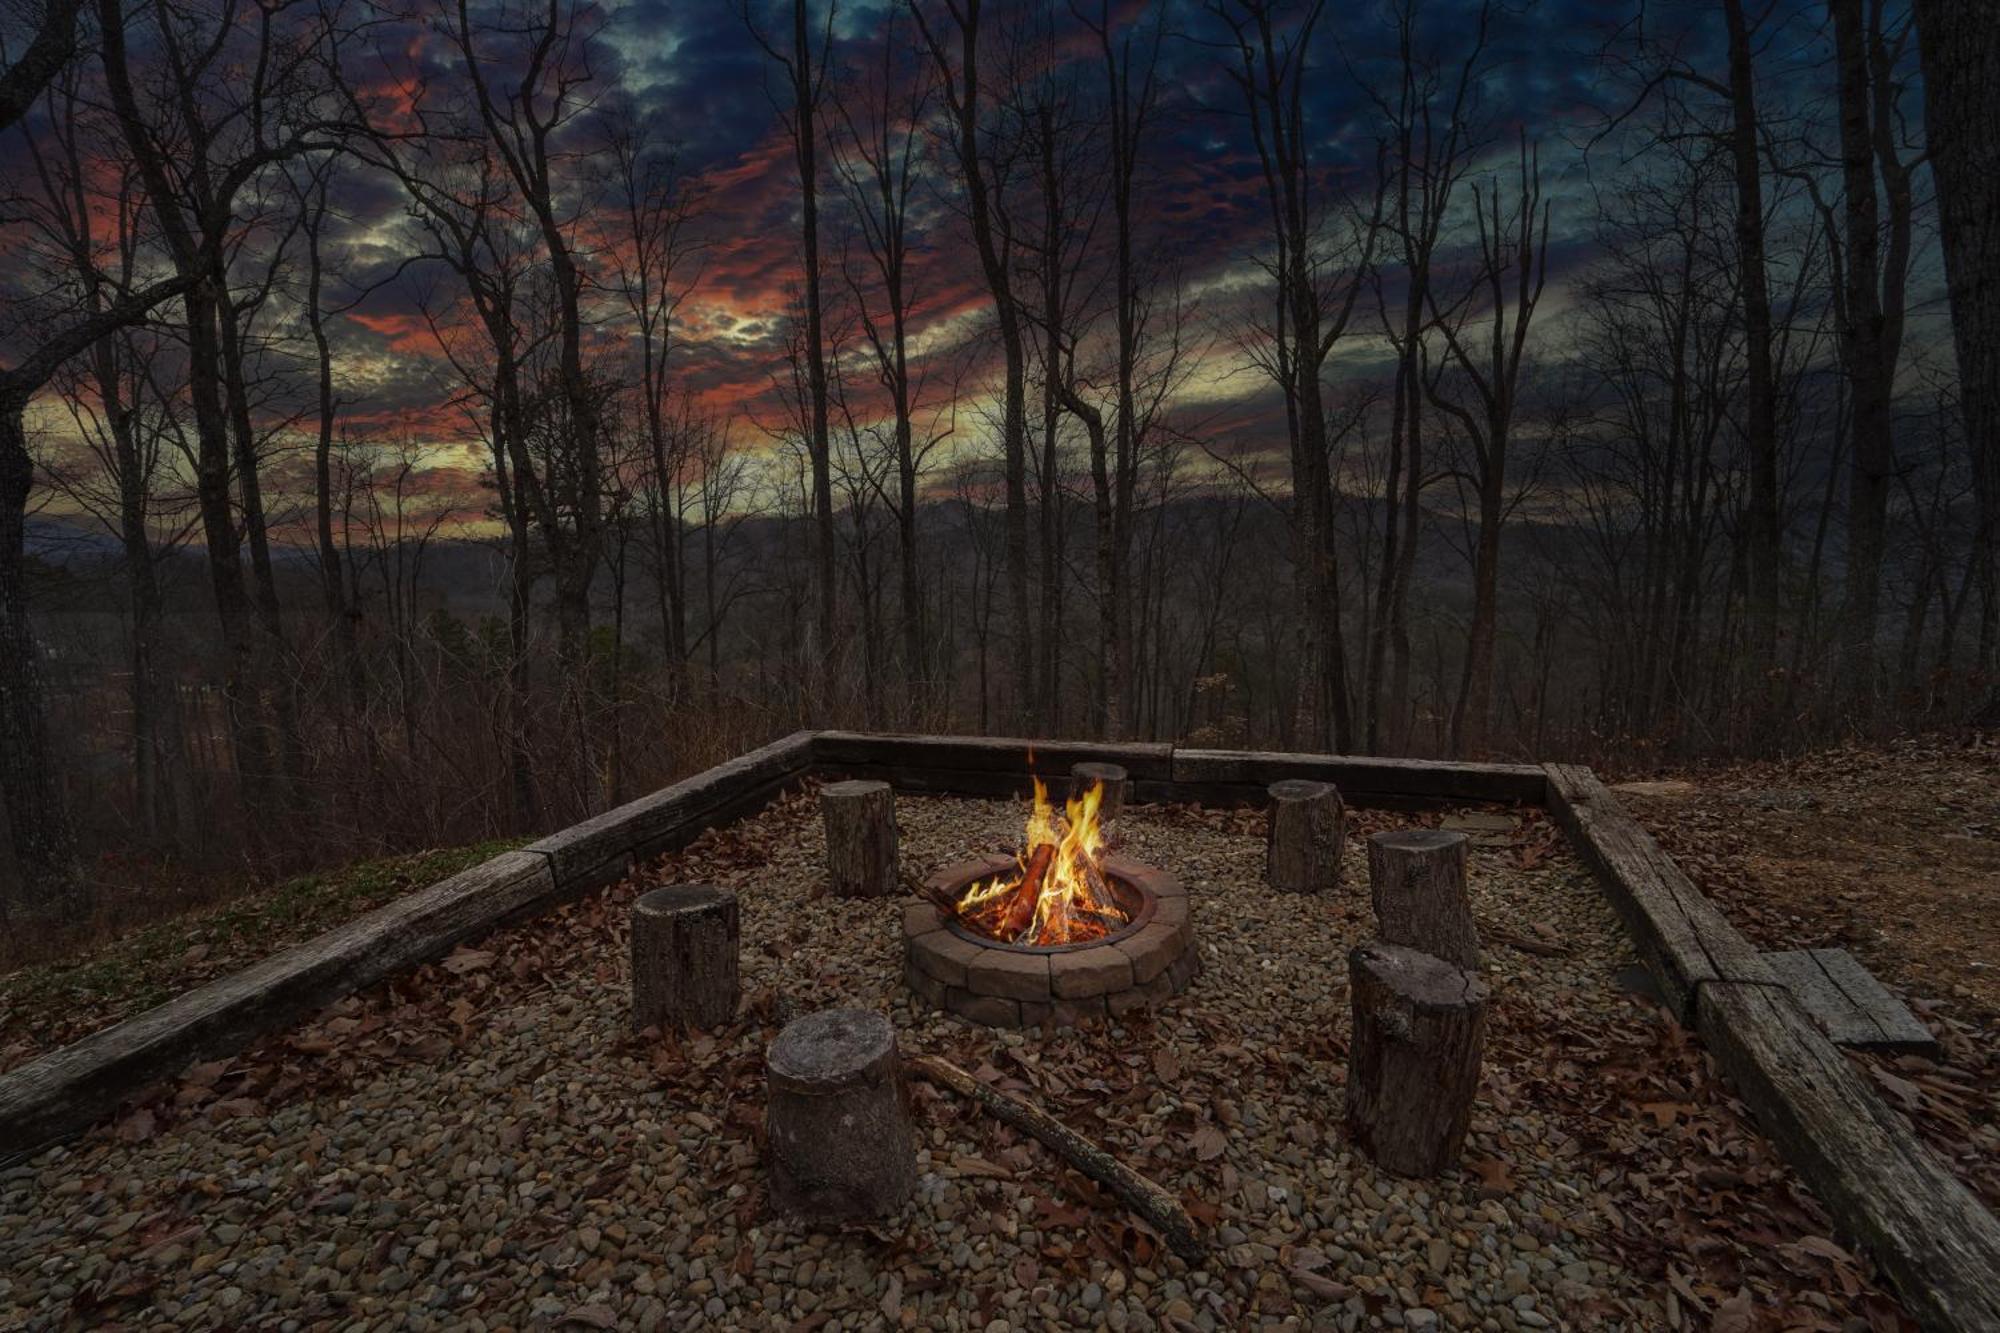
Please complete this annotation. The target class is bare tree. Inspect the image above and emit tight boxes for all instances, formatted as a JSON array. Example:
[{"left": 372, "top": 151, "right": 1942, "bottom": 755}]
[
  {"left": 831, "top": 2, "right": 946, "bottom": 708},
  {"left": 607, "top": 124, "right": 703, "bottom": 696},
  {"left": 1074, "top": 0, "right": 1169, "bottom": 739},
  {"left": 21, "top": 64, "right": 199, "bottom": 846},
  {"left": 1361, "top": 0, "right": 1493, "bottom": 754},
  {"left": 441, "top": 0, "right": 610, "bottom": 792},
  {"left": 95, "top": 0, "right": 348, "bottom": 840},
  {"left": 1826, "top": 0, "right": 1919, "bottom": 706},
  {"left": 1428, "top": 132, "right": 1549, "bottom": 757},
  {"left": 914, "top": 0, "right": 1037, "bottom": 728},
  {"left": 747, "top": 0, "right": 840, "bottom": 710},
  {"left": 0, "top": 0, "right": 79, "bottom": 132},
  {"left": 1211, "top": 0, "right": 1382, "bottom": 750},
  {"left": 1911, "top": 0, "right": 1999, "bottom": 695}
]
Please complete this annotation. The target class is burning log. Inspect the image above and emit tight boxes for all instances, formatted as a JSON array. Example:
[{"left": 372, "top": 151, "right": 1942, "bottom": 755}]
[
  {"left": 766, "top": 1009, "right": 917, "bottom": 1221},
  {"left": 910, "top": 1054, "right": 1208, "bottom": 1264},
  {"left": 630, "top": 884, "right": 740, "bottom": 1030},
  {"left": 997, "top": 843, "right": 1056, "bottom": 939},
  {"left": 822, "top": 779, "right": 900, "bottom": 898}
]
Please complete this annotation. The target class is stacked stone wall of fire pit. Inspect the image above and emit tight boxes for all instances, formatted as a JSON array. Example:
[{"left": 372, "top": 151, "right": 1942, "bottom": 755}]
[{"left": 902, "top": 852, "right": 1199, "bottom": 1027}]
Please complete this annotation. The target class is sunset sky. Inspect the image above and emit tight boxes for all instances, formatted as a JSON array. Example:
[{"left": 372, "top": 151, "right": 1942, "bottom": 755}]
[
  {"left": 9, "top": 0, "right": 1940, "bottom": 530},
  {"left": 313, "top": 1, "right": 1612, "bottom": 491}
]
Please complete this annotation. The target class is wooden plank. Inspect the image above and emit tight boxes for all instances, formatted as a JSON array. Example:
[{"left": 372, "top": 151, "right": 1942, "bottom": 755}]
[
  {"left": 1173, "top": 749, "right": 1547, "bottom": 805},
  {"left": 527, "top": 730, "right": 816, "bottom": 886},
  {"left": 1133, "top": 778, "right": 1458, "bottom": 813},
  {"left": 825, "top": 766, "right": 1489, "bottom": 813},
  {"left": 810, "top": 731, "right": 1176, "bottom": 781},
  {"left": 1698, "top": 980, "right": 2000, "bottom": 1332},
  {"left": 1544, "top": 763, "right": 1777, "bottom": 1022},
  {"left": 0, "top": 851, "right": 558, "bottom": 1163},
  {"left": 1766, "top": 949, "right": 1940, "bottom": 1055},
  {"left": 810, "top": 762, "right": 1039, "bottom": 800}
]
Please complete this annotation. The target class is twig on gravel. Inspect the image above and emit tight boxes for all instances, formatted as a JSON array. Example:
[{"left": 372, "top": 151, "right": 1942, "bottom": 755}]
[{"left": 909, "top": 1053, "right": 1209, "bottom": 1264}]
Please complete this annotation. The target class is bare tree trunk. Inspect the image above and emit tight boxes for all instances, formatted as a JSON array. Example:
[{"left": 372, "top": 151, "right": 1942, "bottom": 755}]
[
  {"left": 303, "top": 177, "right": 361, "bottom": 724},
  {"left": 1724, "top": 0, "right": 1783, "bottom": 685},
  {"left": 0, "top": 391, "right": 81, "bottom": 916},
  {"left": 916, "top": 0, "right": 1035, "bottom": 729},
  {"left": 787, "top": 0, "right": 837, "bottom": 712},
  {"left": 1911, "top": 0, "right": 1998, "bottom": 689},
  {"left": 1831, "top": 0, "right": 1893, "bottom": 710}
]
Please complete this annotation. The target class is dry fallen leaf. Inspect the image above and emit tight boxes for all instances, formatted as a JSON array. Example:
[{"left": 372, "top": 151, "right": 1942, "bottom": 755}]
[
  {"left": 113, "top": 1107, "right": 155, "bottom": 1143},
  {"left": 441, "top": 947, "right": 496, "bottom": 974}
]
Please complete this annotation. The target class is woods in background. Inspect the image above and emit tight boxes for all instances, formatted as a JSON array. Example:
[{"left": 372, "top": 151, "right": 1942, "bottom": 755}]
[{"left": 0, "top": 0, "right": 1992, "bottom": 921}]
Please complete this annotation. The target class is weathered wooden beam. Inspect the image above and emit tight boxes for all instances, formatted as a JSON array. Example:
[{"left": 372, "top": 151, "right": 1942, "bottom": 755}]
[
  {"left": 806, "top": 762, "right": 1040, "bottom": 800},
  {"left": 810, "top": 731, "right": 1175, "bottom": 782},
  {"left": 1172, "top": 749, "right": 1547, "bottom": 806},
  {"left": 1764, "top": 948, "right": 1939, "bottom": 1056},
  {"left": 0, "top": 737, "right": 818, "bottom": 1162},
  {"left": 1699, "top": 979, "right": 2000, "bottom": 1332},
  {"left": 1551, "top": 763, "right": 2000, "bottom": 1331},
  {"left": 526, "top": 730, "right": 816, "bottom": 888},
  {"left": 1133, "top": 778, "right": 1446, "bottom": 812},
  {"left": 0, "top": 851, "right": 557, "bottom": 1162},
  {"left": 1543, "top": 763, "right": 1777, "bottom": 1022}
]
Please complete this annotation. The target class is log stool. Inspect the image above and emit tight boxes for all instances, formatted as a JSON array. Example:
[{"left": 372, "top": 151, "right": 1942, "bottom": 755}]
[
  {"left": 1344, "top": 941, "right": 1488, "bottom": 1177},
  {"left": 630, "top": 884, "right": 740, "bottom": 1030},
  {"left": 1367, "top": 829, "right": 1479, "bottom": 969},
  {"left": 1068, "top": 761, "right": 1131, "bottom": 823},
  {"left": 765, "top": 1008, "right": 917, "bottom": 1221},
  {"left": 821, "top": 779, "right": 900, "bottom": 898},
  {"left": 1265, "top": 778, "right": 1345, "bottom": 893}
]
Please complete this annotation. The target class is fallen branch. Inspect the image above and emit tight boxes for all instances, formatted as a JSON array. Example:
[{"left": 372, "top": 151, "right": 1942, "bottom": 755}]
[
  {"left": 909, "top": 1053, "right": 1208, "bottom": 1264},
  {"left": 902, "top": 871, "right": 977, "bottom": 928},
  {"left": 1473, "top": 916, "right": 1567, "bottom": 958}
]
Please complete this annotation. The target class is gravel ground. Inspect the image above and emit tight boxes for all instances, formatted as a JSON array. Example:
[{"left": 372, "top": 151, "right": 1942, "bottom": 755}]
[{"left": 0, "top": 789, "right": 1916, "bottom": 1331}]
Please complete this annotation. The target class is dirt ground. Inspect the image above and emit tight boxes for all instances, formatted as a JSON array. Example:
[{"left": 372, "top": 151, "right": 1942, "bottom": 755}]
[
  {"left": 1614, "top": 733, "right": 2000, "bottom": 1213},
  {"left": 1614, "top": 734, "right": 2000, "bottom": 1018},
  {"left": 0, "top": 790, "right": 1934, "bottom": 1330}
]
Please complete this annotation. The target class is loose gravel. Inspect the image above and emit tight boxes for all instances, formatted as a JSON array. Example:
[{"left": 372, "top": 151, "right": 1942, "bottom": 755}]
[{"left": 0, "top": 791, "right": 1910, "bottom": 1330}]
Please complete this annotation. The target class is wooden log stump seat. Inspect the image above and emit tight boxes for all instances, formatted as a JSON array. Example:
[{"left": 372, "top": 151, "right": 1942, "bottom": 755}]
[
  {"left": 1367, "top": 829, "right": 1480, "bottom": 970},
  {"left": 1344, "top": 941, "right": 1488, "bottom": 1177},
  {"left": 1069, "top": 761, "right": 1131, "bottom": 822},
  {"left": 821, "top": 779, "right": 900, "bottom": 898},
  {"left": 1265, "top": 778, "right": 1346, "bottom": 894},
  {"left": 630, "top": 884, "right": 740, "bottom": 1030},
  {"left": 765, "top": 1008, "right": 917, "bottom": 1221}
]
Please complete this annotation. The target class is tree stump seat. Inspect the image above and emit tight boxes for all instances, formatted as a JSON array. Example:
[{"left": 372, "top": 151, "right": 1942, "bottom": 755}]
[
  {"left": 1368, "top": 828, "right": 1479, "bottom": 970},
  {"left": 765, "top": 1008, "right": 917, "bottom": 1221},
  {"left": 630, "top": 884, "right": 739, "bottom": 1030},
  {"left": 822, "top": 779, "right": 900, "bottom": 898},
  {"left": 1265, "top": 779, "right": 1345, "bottom": 894},
  {"left": 1344, "top": 941, "right": 1488, "bottom": 1177}
]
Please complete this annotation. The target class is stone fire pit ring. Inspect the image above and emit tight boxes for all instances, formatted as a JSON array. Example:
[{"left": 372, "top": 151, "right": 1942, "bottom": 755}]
[{"left": 902, "top": 852, "right": 1199, "bottom": 1028}]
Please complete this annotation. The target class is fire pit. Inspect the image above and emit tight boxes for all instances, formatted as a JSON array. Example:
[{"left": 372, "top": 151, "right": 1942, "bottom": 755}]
[{"left": 903, "top": 778, "right": 1198, "bottom": 1028}]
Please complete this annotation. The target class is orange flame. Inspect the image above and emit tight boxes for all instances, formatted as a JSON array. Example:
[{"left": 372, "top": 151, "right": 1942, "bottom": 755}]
[{"left": 956, "top": 776, "right": 1130, "bottom": 947}]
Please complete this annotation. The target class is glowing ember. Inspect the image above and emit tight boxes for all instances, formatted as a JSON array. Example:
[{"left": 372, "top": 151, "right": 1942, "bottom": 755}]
[{"left": 954, "top": 777, "right": 1131, "bottom": 947}]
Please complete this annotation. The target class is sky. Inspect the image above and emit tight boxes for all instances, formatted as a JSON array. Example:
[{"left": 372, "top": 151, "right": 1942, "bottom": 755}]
[
  {"left": 5, "top": 0, "right": 1939, "bottom": 533},
  {"left": 308, "top": 0, "right": 1628, "bottom": 495}
]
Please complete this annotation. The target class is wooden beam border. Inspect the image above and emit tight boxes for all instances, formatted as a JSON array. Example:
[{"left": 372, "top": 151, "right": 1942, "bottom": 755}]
[
  {"left": 1543, "top": 762, "right": 2000, "bottom": 1332},
  {"left": 0, "top": 730, "right": 817, "bottom": 1163}
]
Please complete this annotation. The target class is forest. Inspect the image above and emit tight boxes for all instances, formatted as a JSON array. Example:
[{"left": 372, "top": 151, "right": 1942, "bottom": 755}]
[{"left": 0, "top": 0, "right": 1993, "bottom": 925}]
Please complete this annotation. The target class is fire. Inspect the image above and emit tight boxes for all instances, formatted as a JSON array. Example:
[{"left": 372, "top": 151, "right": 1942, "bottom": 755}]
[{"left": 955, "top": 777, "right": 1131, "bottom": 947}]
